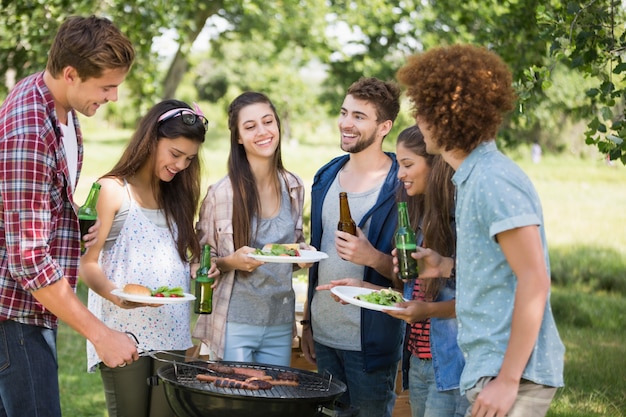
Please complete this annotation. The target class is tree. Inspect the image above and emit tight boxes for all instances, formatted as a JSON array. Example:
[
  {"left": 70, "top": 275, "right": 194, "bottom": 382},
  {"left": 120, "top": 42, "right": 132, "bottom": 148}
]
[
  {"left": 318, "top": 0, "right": 626, "bottom": 162},
  {"left": 1, "top": 0, "right": 624, "bottom": 162},
  {"left": 541, "top": 1, "right": 626, "bottom": 164}
]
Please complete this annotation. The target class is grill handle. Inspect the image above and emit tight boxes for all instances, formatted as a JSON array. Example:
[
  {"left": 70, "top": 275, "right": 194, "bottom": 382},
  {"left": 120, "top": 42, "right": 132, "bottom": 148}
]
[
  {"left": 146, "top": 375, "right": 160, "bottom": 387},
  {"left": 317, "top": 406, "right": 339, "bottom": 417},
  {"left": 318, "top": 404, "right": 359, "bottom": 417}
]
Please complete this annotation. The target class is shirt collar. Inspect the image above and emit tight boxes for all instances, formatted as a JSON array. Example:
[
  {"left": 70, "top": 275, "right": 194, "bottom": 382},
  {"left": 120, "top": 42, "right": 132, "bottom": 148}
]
[{"left": 452, "top": 141, "right": 498, "bottom": 187}]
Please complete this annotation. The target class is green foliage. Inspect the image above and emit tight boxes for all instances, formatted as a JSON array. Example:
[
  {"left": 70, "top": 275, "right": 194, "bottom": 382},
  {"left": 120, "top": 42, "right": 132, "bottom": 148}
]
[
  {"left": 194, "top": 35, "right": 325, "bottom": 143},
  {"left": 549, "top": 287, "right": 626, "bottom": 417},
  {"left": 1, "top": 0, "right": 625, "bottom": 163},
  {"left": 550, "top": 245, "right": 626, "bottom": 295},
  {"left": 537, "top": 1, "right": 626, "bottom": 164},
  {"left": 0, "top": 0, "right": 96, "bottom": 95}
]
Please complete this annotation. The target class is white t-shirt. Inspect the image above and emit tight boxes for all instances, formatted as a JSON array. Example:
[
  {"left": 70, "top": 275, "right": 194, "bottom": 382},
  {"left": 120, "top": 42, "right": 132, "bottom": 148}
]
[{"left": 60, "top": 115, "right": 78, "bottom": 190}]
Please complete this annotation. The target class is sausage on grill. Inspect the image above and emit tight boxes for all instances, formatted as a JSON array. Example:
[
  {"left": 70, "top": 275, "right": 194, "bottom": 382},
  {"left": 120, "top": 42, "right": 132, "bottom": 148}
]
[
  {"left": 233, "top": 367, "right": 268, "bottom": 379},
  {"left": 204, "top": 363, "right": 268, "bottom": 379},
  {"left": 196, "top": 373, "right": 270, "bottom": 390}
]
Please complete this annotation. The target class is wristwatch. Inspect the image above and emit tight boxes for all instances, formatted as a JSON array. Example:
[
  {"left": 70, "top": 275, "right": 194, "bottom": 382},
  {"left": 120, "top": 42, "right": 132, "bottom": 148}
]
[{"left": 299, "top": 320, "right": 310, "bottom": 326}]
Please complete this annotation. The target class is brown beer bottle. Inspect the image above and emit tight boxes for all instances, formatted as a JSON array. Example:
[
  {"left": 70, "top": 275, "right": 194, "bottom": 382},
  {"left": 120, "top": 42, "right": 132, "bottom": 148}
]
[{"left": 337, "top": 192, "right": 357, "bottom": 235}]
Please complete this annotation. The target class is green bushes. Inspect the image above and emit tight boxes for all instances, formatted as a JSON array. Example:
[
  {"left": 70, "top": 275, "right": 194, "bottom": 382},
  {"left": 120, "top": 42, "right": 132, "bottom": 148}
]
[{"left": 550, "top": 245, "right": 626, "bottom": 295}]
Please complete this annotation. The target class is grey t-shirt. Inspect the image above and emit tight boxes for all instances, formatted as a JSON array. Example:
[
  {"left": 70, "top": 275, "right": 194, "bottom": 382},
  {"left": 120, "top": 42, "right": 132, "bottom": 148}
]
[
  {"left": 311, "top": 175, "right": 382, "bottom": 350},
  {"left": 227, "top": 182, "right": 296, "bottom": 326}
]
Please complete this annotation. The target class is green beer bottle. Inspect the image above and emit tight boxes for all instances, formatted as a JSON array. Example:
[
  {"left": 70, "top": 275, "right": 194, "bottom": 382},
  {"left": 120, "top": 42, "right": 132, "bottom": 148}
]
[
  {"left": 78, "top": 183, "right": 100, "bottom": 255},
  {"left": 395, "top": 202, "right": 418, "bottom": 281},
  {"left": 194, "top": 244, "right": 214, "bottom": 314}
]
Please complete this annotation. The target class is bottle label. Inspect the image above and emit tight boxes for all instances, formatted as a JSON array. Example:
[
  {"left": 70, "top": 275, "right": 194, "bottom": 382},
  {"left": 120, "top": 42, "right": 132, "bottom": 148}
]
[{"left": 396, "top": 242, "right": 417, "bottom": 250}]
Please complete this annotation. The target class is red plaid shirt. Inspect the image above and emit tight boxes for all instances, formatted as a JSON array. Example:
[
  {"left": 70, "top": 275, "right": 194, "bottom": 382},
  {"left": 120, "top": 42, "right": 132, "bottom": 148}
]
[{"left": 0, "top": 72, "right": 83, "bottom": 328}]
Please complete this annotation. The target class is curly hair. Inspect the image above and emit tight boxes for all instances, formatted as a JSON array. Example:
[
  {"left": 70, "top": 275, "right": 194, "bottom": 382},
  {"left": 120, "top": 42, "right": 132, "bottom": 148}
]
[{"left": 396, "top": 44, "right": 516, "bottom": 154}]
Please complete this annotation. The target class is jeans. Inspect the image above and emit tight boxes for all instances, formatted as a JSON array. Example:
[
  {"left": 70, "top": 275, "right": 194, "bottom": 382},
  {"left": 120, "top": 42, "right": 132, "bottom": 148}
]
[
  {"left": 224, "top": 321, "right": 293, "bottom": 366},
  {"left": 464, "top": 377, "right": 557, "bottom": 417},
  {"left": 409, "top": 355, "right": 469, "bottom": 417},
  {"left": 0, "top": 320, "right": 60, "bottom": 417},
  {"left": 314, "top": 342, "right": 397, "bottom": 417}
]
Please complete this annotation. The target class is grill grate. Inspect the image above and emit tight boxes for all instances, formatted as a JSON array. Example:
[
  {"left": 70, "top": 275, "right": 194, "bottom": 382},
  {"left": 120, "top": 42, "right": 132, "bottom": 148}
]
[{"left": 161, "top": 361, "right": 343, "bottom": 400}]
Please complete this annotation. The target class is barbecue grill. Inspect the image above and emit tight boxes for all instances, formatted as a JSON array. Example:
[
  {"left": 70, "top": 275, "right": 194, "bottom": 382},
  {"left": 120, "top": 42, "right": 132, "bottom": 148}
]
[{"left": 154, "top": 360, "right": 347, "bottom": 417}]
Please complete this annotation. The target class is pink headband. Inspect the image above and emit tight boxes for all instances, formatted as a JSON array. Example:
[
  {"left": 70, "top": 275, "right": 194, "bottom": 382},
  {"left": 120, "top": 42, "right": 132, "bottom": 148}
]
[{"left": 157, "top": 102, "right": 205, "bottom": 122}]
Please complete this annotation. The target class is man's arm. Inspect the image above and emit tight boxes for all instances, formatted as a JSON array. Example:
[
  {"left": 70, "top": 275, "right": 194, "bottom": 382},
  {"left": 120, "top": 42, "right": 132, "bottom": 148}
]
[
  {"left": 335, "top": 228, "right": 397, "bottom": 282},
  {"left": 470, "top": 225, "right": 549, "bottom": 417},
  {"left": 32, "top": 278, "right": 139, "bottom": 367}
]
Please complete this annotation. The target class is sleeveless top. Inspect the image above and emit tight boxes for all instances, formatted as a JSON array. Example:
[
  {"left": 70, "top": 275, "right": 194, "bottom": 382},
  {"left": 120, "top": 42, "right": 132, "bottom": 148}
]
[
  {"left": 227, "top": 180, "right": 295, "bottom": 325},
  {"left": 86, "top": 183, "right": 192, "bottom": 371}
]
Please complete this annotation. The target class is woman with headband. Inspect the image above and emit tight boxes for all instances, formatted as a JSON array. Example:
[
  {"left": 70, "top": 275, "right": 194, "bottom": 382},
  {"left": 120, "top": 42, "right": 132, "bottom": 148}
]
[{"left": 79, "top": 99, "right": 214, "bottom": 417}]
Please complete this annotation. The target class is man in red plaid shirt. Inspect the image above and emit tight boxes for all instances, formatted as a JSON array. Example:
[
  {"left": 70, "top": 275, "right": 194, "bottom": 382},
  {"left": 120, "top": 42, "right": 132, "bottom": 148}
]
[{"left": 0, "top": 15, "right": 138, "bottom": 417}]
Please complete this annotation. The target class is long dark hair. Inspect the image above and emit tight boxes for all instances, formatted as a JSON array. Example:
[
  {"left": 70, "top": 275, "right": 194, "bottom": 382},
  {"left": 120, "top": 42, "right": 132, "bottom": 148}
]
[
  {"left": 227, "top": 91, "right": 285, "bottom": 249},
  {"left": 104, "top": 99, "right": 206, "bottom": 261},
  {"left": 397, "top": 125, "right": 455, "bottom": 300}
]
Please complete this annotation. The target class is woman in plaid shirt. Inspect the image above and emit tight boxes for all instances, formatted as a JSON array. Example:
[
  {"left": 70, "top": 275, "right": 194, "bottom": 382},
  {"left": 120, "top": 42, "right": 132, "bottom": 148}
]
[{"left": 192, "top": 91, "right": 309, "bottom": 366}]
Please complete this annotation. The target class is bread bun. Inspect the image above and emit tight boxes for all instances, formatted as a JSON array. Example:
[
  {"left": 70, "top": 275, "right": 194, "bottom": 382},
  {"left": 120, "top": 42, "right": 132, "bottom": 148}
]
[
  {"left": 263, "top": 243, "right": 300, "bottom": 251},
  {"left": 122, "top": 283, "right": 152, "bottom": 296}
]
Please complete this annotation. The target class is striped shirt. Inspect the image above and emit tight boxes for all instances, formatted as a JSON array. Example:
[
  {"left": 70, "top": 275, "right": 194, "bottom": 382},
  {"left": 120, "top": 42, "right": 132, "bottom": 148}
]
[
  {"left": 407, "top": 279, "right": 432, "bottom": 359},
  {"left": 0, "top": 71, "right": 83, "bottom": 328}
]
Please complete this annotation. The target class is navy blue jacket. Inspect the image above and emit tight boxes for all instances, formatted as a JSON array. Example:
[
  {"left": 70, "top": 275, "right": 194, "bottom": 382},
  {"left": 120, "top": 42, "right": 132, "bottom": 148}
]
[{"left": 307, "top": 153, "right": 404, "bottom": 372}]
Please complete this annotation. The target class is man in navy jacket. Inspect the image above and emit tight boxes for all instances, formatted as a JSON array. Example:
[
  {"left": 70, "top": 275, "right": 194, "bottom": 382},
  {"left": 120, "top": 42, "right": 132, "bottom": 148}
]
[{"left": 301, "top": 77, "right": 404, "bottom": 417}]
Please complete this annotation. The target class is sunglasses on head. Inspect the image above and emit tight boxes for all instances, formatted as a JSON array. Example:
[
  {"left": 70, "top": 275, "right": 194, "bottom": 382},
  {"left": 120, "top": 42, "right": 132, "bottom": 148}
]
[{"left": 158, "top": 108, "right": 209, "bottom": 130}]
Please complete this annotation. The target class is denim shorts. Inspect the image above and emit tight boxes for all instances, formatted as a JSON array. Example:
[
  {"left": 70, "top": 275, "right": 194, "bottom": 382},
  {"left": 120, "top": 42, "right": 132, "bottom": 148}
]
[{"left": 224, "top": 321, "right": 293, "bottom": 366}]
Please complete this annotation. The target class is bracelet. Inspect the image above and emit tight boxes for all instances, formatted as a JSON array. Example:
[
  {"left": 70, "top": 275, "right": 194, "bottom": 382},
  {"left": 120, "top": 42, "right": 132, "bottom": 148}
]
[{"left": 299, "top": 320, "right": 310, "bottom": 326}]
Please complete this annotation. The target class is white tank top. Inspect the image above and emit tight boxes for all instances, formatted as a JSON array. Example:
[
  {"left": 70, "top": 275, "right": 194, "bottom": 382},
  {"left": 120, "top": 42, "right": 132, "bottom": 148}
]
[{"left": 86, "top": 187, "right": 192, "bottom": 371}]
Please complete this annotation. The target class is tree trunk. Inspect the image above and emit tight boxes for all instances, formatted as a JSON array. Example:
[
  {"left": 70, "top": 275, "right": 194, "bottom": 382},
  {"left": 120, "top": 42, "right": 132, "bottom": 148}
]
[{"left": 161, "top": 6, "right": 220, "bottom": 99}]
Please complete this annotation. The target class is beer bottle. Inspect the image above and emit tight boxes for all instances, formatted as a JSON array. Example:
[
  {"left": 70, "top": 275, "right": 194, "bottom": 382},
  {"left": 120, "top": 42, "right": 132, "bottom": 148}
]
[
  {"left": 194, "top": 244, "right": 215, "bottom": 314},
  {"left": 78, "top": 182, "right": 100, "bottom": 255},
  {"left": 337, "top": 192, "right": 357, "bottom": 236},
  {"left": 395, "top": 202, "right": 418, "bottom": 281}
]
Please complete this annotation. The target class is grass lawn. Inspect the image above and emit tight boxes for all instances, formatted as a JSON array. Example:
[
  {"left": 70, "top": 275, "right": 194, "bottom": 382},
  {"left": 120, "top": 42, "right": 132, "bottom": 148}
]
[{"left": 59, "top": 124, "right": 626, "bottom": 416}]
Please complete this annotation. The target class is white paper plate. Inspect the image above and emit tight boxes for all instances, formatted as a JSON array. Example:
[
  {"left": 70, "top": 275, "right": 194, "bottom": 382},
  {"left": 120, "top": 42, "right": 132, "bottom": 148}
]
[
  {"left": 111, "top": 289, "right": 195, "bottom": 304},
  {"left": 330, "top": 286, "right": 406, "bottom": 312},
  {"left": 248, "top": 250, "right": 329, "bottom": 264}
]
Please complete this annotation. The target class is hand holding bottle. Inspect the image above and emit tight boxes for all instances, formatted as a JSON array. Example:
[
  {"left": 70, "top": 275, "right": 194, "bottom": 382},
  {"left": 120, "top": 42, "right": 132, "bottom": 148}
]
[
  {"left": 194, "top": 245, "right": 215, "bottom": 314},
  {"left": 395, "top": 202, "right": 418, "bottom": 281},
  {"left": 78, "top": 182, "right": 101, "bottom": 255},
  {"left": 337, "top": 192, "right": 357, "bottom": 236}
]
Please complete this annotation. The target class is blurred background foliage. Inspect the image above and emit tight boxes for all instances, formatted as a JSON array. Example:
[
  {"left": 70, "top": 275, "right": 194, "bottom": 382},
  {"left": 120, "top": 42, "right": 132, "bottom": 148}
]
[{"left": 0, "top": 0, "right": 625, "bottom": 162}]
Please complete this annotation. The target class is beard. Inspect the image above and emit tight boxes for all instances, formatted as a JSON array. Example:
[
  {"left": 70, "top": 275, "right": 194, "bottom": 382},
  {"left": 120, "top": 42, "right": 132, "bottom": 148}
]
[{"left": 341, "top": 130, "right": 377, "bottom": 154}]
